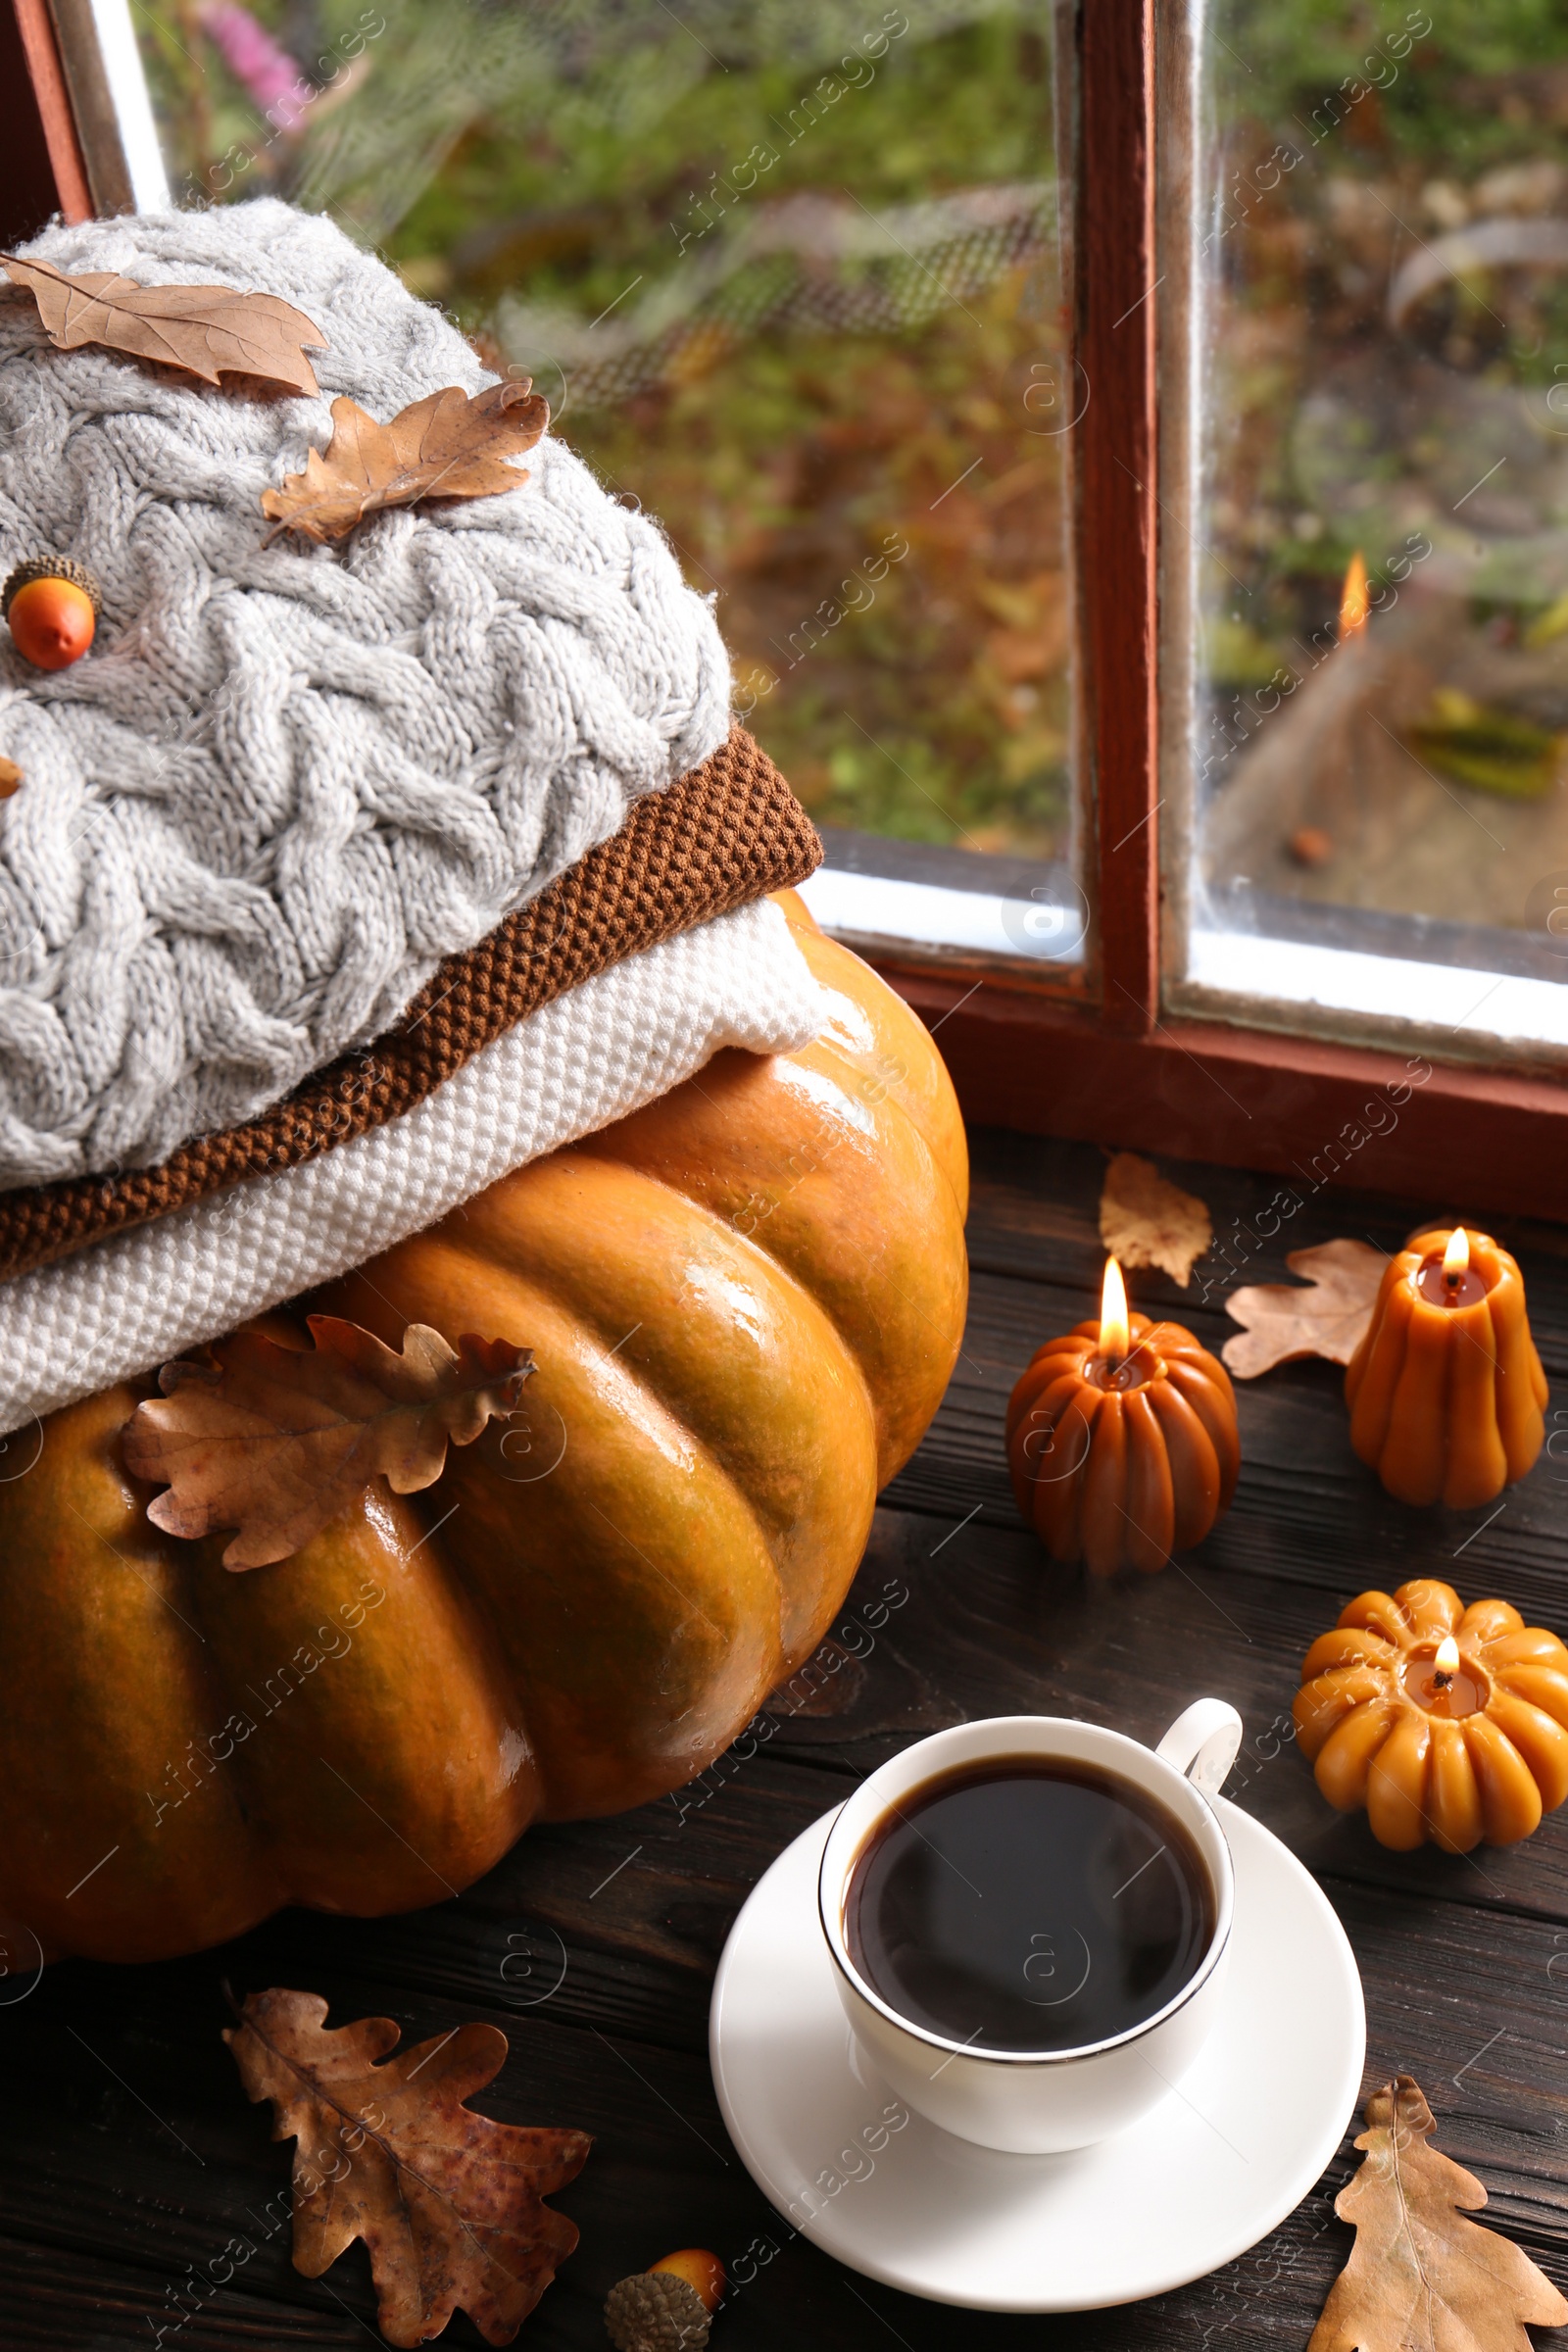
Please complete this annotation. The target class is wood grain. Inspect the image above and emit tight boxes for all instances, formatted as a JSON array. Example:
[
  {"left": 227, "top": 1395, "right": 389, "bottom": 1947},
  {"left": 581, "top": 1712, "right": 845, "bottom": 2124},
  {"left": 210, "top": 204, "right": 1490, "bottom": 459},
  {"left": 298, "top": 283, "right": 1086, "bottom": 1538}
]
[
  {"left": 1077, "top": 0, "right": 1160, "bottom": 1036},
  {"left": 873, "top": 959, "right": 1568, "bottom": 1224},
  {"left": 7, "top": 0, "right": 91, "bottom": 225},
  {"left": 0, "top": 1, "right": 77, "bottom": 248},
  {"left": 1, "top": 1124, "right": 1565, "bottom": 2347}
]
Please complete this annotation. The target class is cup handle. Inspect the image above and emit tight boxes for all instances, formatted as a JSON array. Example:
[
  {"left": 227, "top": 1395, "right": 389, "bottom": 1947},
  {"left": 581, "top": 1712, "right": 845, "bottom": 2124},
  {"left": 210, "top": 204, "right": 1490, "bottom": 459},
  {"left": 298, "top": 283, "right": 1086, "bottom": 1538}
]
[{"left": 1155, "top": 1698, "right": 1244, "bottom": 1798}]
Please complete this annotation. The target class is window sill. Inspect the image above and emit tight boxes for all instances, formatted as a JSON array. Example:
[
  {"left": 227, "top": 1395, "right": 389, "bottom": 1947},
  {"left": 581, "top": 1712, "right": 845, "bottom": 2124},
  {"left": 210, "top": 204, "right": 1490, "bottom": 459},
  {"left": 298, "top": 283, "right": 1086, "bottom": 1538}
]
[
  {"left": 799, "top": 824, "right": 1085, "bottom": 976},
  {"left": 1175, "top": 930, "right": 1568, "bottom": 1070},
  {"left": 873, "top": 954, "right": 1568, "bottom": 1225}
]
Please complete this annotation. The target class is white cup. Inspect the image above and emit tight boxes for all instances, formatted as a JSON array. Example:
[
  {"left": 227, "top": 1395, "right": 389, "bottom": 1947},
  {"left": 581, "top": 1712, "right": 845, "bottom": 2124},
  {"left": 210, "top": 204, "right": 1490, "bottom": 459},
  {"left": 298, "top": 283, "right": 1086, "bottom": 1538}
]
[{"left": 817, "top": 1701, "right": 1242, "bottom": 2155}]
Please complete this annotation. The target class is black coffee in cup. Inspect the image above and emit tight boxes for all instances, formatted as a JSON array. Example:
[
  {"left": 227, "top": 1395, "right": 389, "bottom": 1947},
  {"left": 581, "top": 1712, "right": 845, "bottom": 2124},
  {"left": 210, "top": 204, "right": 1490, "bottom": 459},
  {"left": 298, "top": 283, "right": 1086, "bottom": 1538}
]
[{"left": 844, "top": 1757, "right": 1215, "bottom": 2053}]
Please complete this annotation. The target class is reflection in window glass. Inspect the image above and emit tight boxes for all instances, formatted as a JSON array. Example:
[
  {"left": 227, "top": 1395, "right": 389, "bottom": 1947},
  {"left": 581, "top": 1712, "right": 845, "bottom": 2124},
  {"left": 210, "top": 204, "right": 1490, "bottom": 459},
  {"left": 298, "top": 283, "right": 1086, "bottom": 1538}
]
[
  {"left": 1195, "top": 2, "right": 1568, "bottom": 1049},
  {"left": 132, "top": 1, "right": 1076, "bottom": 956}
]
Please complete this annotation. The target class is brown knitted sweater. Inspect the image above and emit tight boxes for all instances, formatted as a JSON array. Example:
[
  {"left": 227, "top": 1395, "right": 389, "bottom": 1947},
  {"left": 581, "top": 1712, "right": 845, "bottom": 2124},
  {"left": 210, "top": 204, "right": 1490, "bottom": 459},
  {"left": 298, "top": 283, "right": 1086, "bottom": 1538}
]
[{"left": 0, "top": 727, "right": 819, "bottom": 1283}]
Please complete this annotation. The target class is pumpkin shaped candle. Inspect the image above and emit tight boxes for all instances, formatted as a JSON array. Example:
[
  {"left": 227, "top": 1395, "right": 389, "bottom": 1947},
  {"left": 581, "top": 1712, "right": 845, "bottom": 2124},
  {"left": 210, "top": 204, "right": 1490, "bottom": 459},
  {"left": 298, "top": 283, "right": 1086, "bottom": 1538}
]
[
  {"left": 1295, "top": 1579, "right": 1568, "bottom": 1850},
  {"left": 1346, "top": 1225, "right": 1545, "bottom": 1509},
  {"left": 1006, "top": 1257, "right": 1240, "bottom": 1575}
]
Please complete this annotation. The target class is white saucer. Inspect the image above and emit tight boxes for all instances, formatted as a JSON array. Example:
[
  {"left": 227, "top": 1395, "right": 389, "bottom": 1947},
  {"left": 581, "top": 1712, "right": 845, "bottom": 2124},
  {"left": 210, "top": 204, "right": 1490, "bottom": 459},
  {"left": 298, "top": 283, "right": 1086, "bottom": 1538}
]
[{"left": 710, "top": 1798, "right": 1365, "bottom": 2312}]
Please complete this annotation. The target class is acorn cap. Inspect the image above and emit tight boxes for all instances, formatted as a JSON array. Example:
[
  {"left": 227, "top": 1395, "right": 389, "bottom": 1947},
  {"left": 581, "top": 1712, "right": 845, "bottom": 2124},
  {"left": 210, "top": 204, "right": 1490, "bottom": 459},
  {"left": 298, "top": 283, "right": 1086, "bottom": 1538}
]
[
  {"left": 2, "top": 557, "right": 102, "bottom": 617},
  {"left": 604, "top": 2268, "right": 711, "bottom": 2352}
]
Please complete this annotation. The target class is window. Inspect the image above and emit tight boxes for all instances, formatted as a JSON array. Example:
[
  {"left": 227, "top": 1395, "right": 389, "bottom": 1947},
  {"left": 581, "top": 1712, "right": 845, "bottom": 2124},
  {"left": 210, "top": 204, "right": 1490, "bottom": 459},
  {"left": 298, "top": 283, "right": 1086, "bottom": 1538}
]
[
  {"left": 1178, "top": 1, "right": 1568, "bottom": 1064},
  {"left": 127, "top": 0, "right": 1085, "bottom": 975},
  {"left": 13, "top": 0, "right": 1568, "bottom": 1208}
]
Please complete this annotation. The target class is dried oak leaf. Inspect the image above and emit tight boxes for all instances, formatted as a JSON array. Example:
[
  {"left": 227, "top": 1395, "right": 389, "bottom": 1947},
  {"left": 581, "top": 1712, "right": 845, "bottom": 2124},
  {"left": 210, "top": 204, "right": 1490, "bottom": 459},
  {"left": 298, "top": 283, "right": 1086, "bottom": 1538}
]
[
  {"left": 261, "top": 380, "right": 549, "bottom": 544},
  {"left": 1099, "top": 1151, "right": 1212, "bottom": 1288},
  {"left": 122, "top": 1313, "right": 531, "bottom": 1569},
  {"left": 1222, "top": 1238, "right": 1386, "bottom": 1379},
  {"left": 1, "top": 253, "right": 326, "bottom": 393},
  {"left": 1309, "top": 2074, "right": 1567, "bottom": 2352},
  {"left": 225, "top": 1986, "right": 590, "bottom": 2348}
]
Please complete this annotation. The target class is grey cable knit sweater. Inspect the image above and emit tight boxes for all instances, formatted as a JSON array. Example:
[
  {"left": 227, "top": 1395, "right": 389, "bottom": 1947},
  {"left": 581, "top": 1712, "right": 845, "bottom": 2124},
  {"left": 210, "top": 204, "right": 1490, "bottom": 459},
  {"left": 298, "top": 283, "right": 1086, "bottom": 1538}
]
[{"left": 0, "top": 198, "right": 731, "bottom": 1190}]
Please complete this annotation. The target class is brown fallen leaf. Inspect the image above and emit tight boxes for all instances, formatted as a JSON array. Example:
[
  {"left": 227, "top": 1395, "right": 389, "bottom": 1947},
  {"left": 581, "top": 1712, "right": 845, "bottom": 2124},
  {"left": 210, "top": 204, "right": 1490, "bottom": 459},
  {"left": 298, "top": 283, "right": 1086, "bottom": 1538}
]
[
  {"left": 225, "top": 1986, "right": 590, "bottom": 2348},
  {"left": 1222, "top": 1238, "right": 1386, "bottom": 1379},
  {"left": 122, "top": 1313, "right": 531, "bottom": 1569},
  {"left": 1, "top": 253, "right": 326, "bottom": 393},
  {"left": 1099, "top": 1151, "right": 1212, "bottom": 1288},
  {"left": 1309, "top": 2074, "right": 1567, "bottom": 2352},
  {"left": 261, "top": 379, "right": 549, "bottom": 544}
]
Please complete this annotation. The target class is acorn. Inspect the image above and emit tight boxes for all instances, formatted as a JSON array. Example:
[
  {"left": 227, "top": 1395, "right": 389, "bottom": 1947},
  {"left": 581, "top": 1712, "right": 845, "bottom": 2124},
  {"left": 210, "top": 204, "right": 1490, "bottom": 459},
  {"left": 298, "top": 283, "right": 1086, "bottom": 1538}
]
[
  {"left": 3, "top": 558, "right": 101, "bottom": 670},
  {"left": 0, "top": 757, "right": 21, "bottom": 800},
  {"left": 605, "top": 2249, "right": 724, "bottom": 2351}
]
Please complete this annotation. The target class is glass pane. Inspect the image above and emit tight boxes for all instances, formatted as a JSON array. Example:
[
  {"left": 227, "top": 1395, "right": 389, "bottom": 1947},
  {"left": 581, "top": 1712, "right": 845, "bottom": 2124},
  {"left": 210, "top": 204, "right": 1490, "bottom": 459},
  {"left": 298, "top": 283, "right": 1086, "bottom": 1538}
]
[
  {"left": 131, "top": 0, "right": 1081, "bottom": 967},
  {"left": 1190, "top": 1, "right": 1568, "bottom": 1054}
]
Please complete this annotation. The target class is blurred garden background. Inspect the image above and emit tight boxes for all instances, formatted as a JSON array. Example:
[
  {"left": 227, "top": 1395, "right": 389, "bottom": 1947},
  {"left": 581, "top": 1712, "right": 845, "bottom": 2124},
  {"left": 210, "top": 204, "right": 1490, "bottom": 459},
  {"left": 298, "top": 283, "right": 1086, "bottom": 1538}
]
[
  {"left": 132, "top": 0, "right": 1071, "bottom": 859},
  {"left": 130, "top": 0, "right": 1568, "bottom": 946},
  {"left": 1201, "top": 0, "right": 1568, "bottom": 943}
]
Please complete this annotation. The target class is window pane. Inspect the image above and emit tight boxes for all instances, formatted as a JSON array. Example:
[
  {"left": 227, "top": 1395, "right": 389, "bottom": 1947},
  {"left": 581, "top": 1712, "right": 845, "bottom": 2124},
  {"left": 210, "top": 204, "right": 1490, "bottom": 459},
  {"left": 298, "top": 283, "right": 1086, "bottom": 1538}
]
[
  {"left": 131, "top": 0, "right": 1081, "bottom": 968},
  {"left": 1188, "top": 1, "right": 1568, "bottom": 1054}
]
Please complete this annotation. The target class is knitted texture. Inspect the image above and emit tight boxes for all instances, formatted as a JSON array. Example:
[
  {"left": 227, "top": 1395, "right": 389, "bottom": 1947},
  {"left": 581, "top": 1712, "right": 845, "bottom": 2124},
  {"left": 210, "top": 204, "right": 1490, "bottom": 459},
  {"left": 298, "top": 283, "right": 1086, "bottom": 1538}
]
[
  {"left": 0, "top": 895, "right": 823, "bottom": 1437},
  {"left": 0, "top": 725, "right": 819, "bottom": 1279},
  {"left": 0, "top": 198, "right": 733, "bottom": 1191}
]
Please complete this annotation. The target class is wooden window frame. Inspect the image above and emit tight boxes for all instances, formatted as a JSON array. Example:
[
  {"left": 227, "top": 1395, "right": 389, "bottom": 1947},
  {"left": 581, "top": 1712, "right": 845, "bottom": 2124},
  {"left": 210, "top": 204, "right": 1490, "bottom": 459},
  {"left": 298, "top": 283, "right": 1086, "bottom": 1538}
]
[
  {"left": 880, "top": 0, "right": 1568, "bottom": 1225},
  {"left": 3, "top": 0, "right": 92, "bottom": 242},
  {"left": 8, "top": 0, "right": 1567, "bottom": 1219}
]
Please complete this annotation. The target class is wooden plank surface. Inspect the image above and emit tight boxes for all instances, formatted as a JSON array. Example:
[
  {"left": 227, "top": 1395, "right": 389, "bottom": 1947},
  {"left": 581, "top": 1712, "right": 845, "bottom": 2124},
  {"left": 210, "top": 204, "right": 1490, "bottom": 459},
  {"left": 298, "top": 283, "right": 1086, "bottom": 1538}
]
[{"left": 4, "top": 1126, "right": 1567, "bottom": 2348}]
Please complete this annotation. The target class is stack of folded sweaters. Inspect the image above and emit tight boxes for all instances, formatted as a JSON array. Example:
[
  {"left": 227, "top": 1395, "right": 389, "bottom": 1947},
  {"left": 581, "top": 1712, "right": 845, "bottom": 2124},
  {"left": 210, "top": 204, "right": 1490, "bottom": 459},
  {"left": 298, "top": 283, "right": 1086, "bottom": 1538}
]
[{"left": 0, "top": 197, "right": 825, "bottom": 1436}]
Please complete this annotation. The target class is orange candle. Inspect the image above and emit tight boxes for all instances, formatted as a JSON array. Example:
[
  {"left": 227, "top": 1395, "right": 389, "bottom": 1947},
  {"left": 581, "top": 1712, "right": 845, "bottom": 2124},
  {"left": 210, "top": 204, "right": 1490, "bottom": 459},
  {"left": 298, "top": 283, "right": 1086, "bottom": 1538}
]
[
  {"left": 1005, "top": 1257, "right": 1240, "bottom": 1576},
  {"left": 1345, "top": 1224, "right": 1544, "bottom": 1509},
  {"left": 1296, "top": 1579, "right": 1568, "bottom": 1849}
]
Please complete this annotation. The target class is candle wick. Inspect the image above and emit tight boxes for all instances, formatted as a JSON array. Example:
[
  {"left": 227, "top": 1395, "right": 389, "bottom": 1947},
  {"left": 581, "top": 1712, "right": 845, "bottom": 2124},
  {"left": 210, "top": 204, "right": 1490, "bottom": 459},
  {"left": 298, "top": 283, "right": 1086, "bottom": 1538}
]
[{"left": 1432, "top": 1668, "right": 1452, "bottom": 1691}]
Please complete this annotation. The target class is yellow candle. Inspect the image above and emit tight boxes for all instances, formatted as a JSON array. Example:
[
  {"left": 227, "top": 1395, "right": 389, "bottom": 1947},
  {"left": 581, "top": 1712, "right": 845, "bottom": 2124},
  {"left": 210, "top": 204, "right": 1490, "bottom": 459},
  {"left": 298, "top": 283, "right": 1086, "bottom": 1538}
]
[
  {"left": 1296, "top": 1580, "right": 1568, "bottom": 1850},
  {"left": 1345, "top": 1225, "right": 1544, "bottom": 1508}
]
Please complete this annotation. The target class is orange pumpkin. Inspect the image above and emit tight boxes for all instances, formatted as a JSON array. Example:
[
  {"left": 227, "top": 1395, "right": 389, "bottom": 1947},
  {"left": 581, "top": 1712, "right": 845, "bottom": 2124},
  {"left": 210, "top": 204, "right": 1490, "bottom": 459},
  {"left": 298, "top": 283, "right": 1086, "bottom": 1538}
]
[{"left": 0, "top": 896, "right": 968, "bottom": 1962}]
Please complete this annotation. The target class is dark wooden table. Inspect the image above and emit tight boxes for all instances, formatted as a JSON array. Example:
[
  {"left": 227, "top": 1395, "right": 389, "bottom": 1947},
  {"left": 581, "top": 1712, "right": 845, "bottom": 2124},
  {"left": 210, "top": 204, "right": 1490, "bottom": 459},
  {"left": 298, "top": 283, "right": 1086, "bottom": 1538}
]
[{"left": 8, "top": 1128, "right": 1568, "bottom": 2350}]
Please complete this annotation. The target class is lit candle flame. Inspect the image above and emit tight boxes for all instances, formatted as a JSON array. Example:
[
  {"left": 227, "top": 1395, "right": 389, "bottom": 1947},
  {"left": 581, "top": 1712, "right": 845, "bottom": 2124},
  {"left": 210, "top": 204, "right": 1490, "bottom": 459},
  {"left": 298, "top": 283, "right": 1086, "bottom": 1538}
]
[
  {"left": 1339, "top": 551, "right": 1369, "bottom": 645},
  {"left": 1099, "top": 1255, "right": 1130, "bottom": 1365},
  {"left": 1443, "top": 1226, "right": 1470, "bottom": 1278},
  {"left": 1435, "top": 1634, "right": 1461, "bottom": 1678}
]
